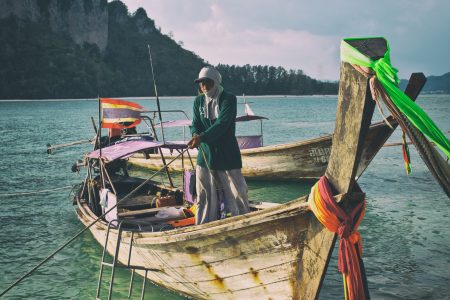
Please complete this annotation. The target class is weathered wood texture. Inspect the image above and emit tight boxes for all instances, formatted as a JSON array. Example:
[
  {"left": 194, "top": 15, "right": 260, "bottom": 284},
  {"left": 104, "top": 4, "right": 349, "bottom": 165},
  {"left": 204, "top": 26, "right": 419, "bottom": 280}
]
[
  {"left": 326, "top": 37, "right": 387, "bottom": 193},
  {"left": 129, "top": 136, "right": 333, "bottom": 180},
  {"left": 303, "top": 69, "right": 427, "bottom": 300},
  {"left": 77, "top": 197, "right": 318, "bottom": 300},
  {"left": 325, "top": 63, "right": 375, "bottom": 193},
  {"left": 404, "top": 73, "right": 426, "bottom": 100}
]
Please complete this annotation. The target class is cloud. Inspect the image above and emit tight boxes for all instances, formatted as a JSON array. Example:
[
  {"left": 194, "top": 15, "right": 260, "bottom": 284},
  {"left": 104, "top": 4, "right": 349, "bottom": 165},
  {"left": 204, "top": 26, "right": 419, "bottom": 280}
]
[
  {"left": 121, "top": 0, "right": 450, "bottom": 80},
  {"left": 190, "top": 28, "right": 340, "bottom": 81}
]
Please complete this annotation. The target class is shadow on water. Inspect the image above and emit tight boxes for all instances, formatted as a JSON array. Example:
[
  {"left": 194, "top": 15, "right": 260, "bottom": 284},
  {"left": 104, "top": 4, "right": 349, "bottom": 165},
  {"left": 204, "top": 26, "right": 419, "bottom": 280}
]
[{"left": 246, "top": 179, "right": 313, "bottom": 203}]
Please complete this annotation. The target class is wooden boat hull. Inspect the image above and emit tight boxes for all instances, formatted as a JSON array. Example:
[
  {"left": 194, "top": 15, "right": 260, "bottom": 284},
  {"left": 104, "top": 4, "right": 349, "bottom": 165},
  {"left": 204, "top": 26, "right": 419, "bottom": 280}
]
[
  {"left": 128, "top": 120, "right": 394, "bottom": 181},
  {"left": 76, "top": 196, "right": 335, "bottom": 300}
]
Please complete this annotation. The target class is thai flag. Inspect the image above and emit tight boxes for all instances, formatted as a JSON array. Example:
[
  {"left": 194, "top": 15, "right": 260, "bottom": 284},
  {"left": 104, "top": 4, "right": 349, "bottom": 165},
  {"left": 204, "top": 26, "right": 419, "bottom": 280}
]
[{"left": 101, "top": 98, "right": 143, "bottom": 129}]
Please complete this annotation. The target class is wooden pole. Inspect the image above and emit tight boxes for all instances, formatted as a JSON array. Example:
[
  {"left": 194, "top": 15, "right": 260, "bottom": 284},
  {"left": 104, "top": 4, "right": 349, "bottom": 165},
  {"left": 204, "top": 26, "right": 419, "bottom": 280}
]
[{"left": 302, "top": 38, "right": 389, "bottom": 300}]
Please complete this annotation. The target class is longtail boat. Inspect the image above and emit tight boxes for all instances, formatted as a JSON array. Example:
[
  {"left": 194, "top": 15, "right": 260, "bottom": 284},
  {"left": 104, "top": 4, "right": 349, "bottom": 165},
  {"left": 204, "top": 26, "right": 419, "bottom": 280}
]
[
  {"left": 128, "top": 78, "right": 425, "bottom": 181},
  {"left": 74, "top": 38, "right": 430, "bottom": 299}
]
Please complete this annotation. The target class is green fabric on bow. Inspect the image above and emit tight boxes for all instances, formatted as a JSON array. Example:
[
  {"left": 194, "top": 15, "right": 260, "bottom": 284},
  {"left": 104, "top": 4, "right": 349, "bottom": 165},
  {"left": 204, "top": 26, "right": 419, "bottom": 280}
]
[{"left": 340, "top": 37, "right": 450, "bottom": 159}]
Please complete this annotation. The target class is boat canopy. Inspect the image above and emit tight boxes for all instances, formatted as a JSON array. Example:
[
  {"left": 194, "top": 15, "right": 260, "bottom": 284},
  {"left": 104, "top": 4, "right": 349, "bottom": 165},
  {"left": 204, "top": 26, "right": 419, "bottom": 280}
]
[
  {"left": 235, "top": 115, "right": 268, "bottom": 122},
  {"left": 87, "top": 140, "right": 187, "bottom": 162}
]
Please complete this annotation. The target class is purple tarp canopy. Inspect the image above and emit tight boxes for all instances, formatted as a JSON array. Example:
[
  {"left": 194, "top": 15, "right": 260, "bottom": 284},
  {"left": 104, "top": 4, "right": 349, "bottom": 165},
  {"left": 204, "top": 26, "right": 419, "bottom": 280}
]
[
  {"left": 87, "top": 140, "right": 189, "bottom": 162},
  {"left": 161, "top": 141, "right": 189, "bottom": 150},
  {"left": 87, "top": 140, "right": 165, "bottom": 162},
  {"left": 235, "top": 115, "right": 268, "bottom": 122}
]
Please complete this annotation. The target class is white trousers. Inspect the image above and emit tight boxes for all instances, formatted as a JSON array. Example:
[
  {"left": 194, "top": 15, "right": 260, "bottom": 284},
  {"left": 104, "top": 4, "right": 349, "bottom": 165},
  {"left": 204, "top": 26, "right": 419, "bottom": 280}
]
[{"left": 195, "top": 166, "right": 249, "bottom": 225}]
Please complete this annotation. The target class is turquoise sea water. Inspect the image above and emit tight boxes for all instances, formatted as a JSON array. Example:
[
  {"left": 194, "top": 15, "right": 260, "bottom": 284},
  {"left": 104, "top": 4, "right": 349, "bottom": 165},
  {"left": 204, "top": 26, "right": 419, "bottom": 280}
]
[{"left": 0, "top": 95, "right": 449, "bottom": 299}]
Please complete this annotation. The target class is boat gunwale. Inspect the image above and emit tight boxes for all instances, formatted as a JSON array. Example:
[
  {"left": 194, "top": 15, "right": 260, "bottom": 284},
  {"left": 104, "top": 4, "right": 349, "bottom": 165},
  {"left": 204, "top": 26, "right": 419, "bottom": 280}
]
[
  {"left": 240, "top": 119, "right": 394, "bottom": 154},
  {"left": 76, "top": 194, "right": 310, "bottom": 243},
  {"left": 129, "top": 119, "right": 393, "bottom": 159}
]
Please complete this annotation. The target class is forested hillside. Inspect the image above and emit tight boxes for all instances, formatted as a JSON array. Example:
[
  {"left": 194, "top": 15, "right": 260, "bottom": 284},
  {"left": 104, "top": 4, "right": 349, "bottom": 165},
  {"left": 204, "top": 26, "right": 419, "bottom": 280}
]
[{"left": 18, "top": 0, "right": 450, "bottom": 99}]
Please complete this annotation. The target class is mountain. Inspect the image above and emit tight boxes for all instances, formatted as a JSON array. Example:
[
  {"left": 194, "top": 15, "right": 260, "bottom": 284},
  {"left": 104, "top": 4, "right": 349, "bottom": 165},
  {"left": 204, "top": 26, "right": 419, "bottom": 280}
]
[
  {"left": 0, "top": 0, "right": 208, "bottom": 99},
  {"left": 421, "top": 72, "right": 450, "bottom": 93},
  {"left": 7, "top": 1, "right": 448, "bottom": 99},
  {"left": 399, "top": 72, "right": 450, "bottom": 94}
]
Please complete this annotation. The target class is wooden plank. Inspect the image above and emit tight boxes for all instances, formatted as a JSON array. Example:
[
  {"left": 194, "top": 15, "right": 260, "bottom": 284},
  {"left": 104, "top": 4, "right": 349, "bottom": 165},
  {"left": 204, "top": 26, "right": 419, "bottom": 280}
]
[
  {"left": 325, "top": 37, "right": 387, "bottom": 194},
  {"left": 124, "top": 214, "right": 185, "bottom": 224},
  {"left": 118, "top": 195, "right": 154, "bottom": 209},
  {"left": 404, "top": 72, "right": 427, "bottom": 100},
  {"left": 121, "top": 201, "right": 279, "bottom": 220},
  {"left": 325, "top": 62, "right": 375, "bottom": 194},
  {"left": 118, "top": 206, "right": 182, "bottom": 217}
]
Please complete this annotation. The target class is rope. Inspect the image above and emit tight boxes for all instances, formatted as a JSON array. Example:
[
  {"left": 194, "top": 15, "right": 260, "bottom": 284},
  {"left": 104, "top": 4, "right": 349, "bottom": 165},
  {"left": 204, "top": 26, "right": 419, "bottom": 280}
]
[
  {"left": 308, "top": 176, "right": 367, "bottom": 300},
  {"left": 402, "top": 131, "right": 412, "bottom": 174},
  {"left": 350, "top": 64, "right": 393, "bottom": 130},
  {"left": 341, "top": 38, "right": 450, "bottom": 158},
  {"left": 0, "top": 185, "right": 74, "bottom": 197},
  {"left": 341, "top": 37, "right": 450, "bottom": 197},
  {"left": 381, "top": 91, "right": 450, "bottom": 197},
  {"left": 0, "top": 148, "right": 189, "bottom": 297}
]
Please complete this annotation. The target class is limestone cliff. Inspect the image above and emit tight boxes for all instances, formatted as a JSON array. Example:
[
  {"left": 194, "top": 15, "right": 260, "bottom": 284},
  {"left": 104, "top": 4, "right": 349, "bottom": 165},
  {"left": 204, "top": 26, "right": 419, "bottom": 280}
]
[{"left": 0, "top": 0, "right": 108, "bottom": 51}]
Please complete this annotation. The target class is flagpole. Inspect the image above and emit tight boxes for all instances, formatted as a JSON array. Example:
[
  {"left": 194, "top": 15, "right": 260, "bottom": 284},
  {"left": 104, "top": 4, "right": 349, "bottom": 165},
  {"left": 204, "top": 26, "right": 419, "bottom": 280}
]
[
  {"left": 147, "top": 44, "right": 166, "bottom": 144},
  {"left": 98, "top": 96, "right": 103, "bottom": 184}
]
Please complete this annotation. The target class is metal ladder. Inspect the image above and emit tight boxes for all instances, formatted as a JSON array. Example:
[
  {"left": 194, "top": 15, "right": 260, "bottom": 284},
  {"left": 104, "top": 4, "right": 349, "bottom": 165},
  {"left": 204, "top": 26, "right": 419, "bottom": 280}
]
[{"left": 96, "top": 220, "right": 157, "bottom": 300}]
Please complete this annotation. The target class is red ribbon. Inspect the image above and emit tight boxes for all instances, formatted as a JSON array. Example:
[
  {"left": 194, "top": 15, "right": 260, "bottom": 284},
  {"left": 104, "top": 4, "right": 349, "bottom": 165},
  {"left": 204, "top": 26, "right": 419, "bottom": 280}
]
[{"left": 315, "top": 176, "right": 366, "bottom": 300}]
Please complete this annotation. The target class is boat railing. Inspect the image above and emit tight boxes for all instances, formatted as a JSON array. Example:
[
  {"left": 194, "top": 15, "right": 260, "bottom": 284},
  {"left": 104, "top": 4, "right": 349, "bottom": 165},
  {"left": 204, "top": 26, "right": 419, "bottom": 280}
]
[
  {"left": 97, "top": 220, "right": 163, "bottom": 300},
  {"left": 141, "top": 110, "right": 191, "bottom": 143},
  {"left": 143, "top": 108, "right": 268, "bottom": 149}
]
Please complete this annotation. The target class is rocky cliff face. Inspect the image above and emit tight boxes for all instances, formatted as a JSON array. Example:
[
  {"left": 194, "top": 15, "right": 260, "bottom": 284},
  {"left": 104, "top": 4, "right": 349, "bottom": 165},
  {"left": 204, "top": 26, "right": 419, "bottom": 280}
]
[{"left": 0, "top": 0, "right": 108, "bottom": 51}]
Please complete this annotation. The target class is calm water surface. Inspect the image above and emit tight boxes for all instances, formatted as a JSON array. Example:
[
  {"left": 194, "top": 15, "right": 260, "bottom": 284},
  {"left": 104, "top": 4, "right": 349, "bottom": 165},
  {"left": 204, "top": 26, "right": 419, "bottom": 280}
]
[{"left": 0, "top": 95, "right": 449, "bottom": 299}]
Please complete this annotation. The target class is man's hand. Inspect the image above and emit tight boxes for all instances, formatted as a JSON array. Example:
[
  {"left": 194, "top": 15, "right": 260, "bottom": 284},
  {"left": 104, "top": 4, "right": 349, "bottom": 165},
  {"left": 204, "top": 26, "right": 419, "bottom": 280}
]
[{"left": 187, "top": 134, "right": 201, "bottom": 149}]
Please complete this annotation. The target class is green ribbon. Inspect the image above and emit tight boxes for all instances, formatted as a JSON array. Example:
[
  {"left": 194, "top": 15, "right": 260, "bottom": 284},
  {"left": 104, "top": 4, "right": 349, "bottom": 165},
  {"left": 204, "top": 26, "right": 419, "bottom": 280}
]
[{"left": 340, "top": 37, "right": 450, "bottom": 159}]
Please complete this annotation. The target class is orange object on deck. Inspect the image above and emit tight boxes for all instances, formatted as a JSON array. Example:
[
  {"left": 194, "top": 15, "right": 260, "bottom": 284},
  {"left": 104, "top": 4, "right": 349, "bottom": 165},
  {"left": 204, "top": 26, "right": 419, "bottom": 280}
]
[{"left": 168, "top": 216, "right": 196, "bottom": 228}]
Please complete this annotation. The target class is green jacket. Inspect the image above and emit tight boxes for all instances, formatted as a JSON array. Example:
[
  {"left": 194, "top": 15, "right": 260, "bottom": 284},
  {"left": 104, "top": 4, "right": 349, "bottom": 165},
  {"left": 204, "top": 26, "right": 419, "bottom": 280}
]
[{"left": 190, "top": 90, "right": 242, "bottom": 170}]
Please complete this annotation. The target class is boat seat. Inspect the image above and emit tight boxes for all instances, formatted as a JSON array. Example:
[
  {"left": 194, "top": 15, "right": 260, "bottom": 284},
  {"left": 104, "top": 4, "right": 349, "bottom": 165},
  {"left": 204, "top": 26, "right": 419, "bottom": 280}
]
[
  {"left": 118, "top": 195, "right": 155, "bottom": 209},
  {"left": 123, "top": 214, "right": 186, "bottom": 224},
  {"left": 118, "top": 205, "right": 183, "bottom": 218},
  {"left": 119, "top": 206, "right": 192, "bottom": 231}
]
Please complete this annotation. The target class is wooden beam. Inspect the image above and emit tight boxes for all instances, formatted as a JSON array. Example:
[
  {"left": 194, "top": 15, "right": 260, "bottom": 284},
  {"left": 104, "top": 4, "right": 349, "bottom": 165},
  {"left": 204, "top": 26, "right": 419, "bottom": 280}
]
[
  {"left": 310, "top": 38, "right": 387, "bottom": 300},
  {"left": 404, "top": 72, "right": 426, "bottom": 100},
  {"left": 325, "top": 37, "right": 386, "bottom": 194}
]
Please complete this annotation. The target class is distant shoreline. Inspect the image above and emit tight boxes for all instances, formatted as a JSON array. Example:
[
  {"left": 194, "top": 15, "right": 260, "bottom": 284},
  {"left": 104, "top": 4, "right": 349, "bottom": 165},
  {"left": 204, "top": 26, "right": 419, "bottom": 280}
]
[
  {"left": 1, "top": 93, "right": 448, "bottom": 102},
  {"left": 0, "top": 95, "right": 337, "bottom": 102}
]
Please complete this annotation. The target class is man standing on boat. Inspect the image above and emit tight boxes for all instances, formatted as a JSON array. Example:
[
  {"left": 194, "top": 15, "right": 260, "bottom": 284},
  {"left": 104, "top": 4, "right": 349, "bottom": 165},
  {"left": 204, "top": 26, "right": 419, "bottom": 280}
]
[{"left": 187, "top": 66, "right": 250, "bottom": 224}]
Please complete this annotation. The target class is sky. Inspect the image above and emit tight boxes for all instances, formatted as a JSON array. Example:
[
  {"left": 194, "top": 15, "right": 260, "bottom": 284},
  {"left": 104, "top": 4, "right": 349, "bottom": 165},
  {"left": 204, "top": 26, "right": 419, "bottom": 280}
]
[{"left": 120, "top": 0, "right": 450, "bottom": 81}]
